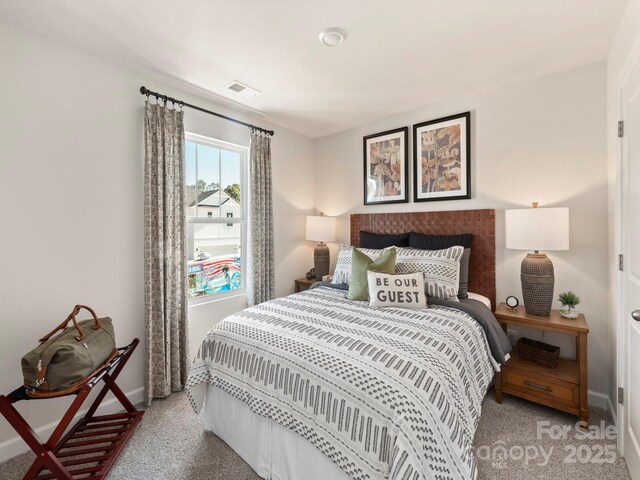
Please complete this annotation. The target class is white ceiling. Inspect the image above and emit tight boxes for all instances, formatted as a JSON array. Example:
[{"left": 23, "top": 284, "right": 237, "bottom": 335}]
[{"left": 0, "top": 0, "right": 627, "bottom": 138}]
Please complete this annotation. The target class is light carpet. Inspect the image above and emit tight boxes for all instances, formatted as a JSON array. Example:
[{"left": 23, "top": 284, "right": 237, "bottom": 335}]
[{"left": 0, "top": 390, "right": 630, "bottom": 479}]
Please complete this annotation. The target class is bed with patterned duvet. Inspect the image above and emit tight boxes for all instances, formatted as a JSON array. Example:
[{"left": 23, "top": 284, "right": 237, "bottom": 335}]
[{"left": 186, "top": 283, "right": 511, "bottom": 480}]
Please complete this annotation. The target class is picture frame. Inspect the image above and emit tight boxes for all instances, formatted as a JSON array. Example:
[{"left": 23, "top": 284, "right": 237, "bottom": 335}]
[
  {"left": 363, "top": 127, "right": 409, "bottom": 205},
  {"left": 413, "top": 111, "right": 471, "bottom": 202}
]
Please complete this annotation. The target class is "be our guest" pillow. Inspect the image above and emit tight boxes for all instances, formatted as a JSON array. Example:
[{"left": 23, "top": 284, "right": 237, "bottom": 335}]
[{"left": 367, "top": 271, "right": 427, "bottom": 309}]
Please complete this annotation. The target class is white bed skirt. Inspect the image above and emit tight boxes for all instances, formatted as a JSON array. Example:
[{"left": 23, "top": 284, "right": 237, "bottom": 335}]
[{"left": 202, "top": 385, "right": 350, "bottom": 480}]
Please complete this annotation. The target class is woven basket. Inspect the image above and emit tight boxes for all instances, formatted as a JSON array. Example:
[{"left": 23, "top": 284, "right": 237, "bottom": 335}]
[{"left": 517, "top": 337, "right": 560, "bottom": 368}]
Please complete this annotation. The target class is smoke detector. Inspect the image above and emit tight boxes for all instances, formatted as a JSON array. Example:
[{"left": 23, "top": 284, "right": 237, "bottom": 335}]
[
  {"left": 224, "top": 81, "right": 262, "bottom": 97},
  {"left": 319, "top": 27, "right": 347, "bottom": 47}
]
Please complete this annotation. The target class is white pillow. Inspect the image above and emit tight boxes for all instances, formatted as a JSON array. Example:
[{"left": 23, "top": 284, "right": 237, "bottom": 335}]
[
  {"left": 367, "top": 271, "right": 427, "bottom": 309},
  {"left": 467, "top": 292, "right": 492, "bottom": 310},
  {"left": 332, "top": 244, "right": 390, "bottom": 284},
  {"left": 395, "top": 246, "right": 464, "bottom": 301}
]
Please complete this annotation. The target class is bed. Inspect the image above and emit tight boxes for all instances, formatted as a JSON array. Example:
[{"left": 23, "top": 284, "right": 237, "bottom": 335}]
[{"left": 186, "top": 209, "right": 510, "bottom": 480}]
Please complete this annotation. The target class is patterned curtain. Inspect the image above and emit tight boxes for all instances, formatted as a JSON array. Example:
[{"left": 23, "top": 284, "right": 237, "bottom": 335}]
[
  {"left": 247, "top": 130, "right": 275, "bottom": 305},
  {"left": 143, "top": 101, "right": 188, "bottom": 406}
]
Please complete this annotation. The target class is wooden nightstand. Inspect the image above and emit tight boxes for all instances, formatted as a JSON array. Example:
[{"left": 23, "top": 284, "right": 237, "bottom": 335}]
[
  {"left": 494, "top": 303, "right": 589, "bottom": 424},
  {"left": 294, "top": 277, "right": 318, "bottom": 292}
]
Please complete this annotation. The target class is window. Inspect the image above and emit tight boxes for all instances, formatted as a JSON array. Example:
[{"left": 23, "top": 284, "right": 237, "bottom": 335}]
[{"left": 185, "top": 133, "right": 247, "bottom": 301}]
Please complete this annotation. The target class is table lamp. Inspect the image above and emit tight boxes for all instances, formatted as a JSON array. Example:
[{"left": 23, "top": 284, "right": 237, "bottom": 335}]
[
  {"left": 305, "top": 214, "right": 336, "bottom": 280},
  {"left": 505, "top": 203, "right": 569, "bottom": 316}
]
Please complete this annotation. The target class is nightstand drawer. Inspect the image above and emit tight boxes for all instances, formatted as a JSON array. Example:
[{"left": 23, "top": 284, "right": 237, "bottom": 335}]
[{"left": 504, "top": 369, "right": 579, "bottom": 408}]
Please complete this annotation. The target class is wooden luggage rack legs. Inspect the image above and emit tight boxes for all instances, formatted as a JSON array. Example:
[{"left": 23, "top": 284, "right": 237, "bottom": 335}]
[{"left": 0, "top": 338, "right": 143, "bottom": 480}]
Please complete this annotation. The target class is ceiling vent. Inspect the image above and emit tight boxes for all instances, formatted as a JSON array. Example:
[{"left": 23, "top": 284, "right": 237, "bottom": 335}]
[{"left": 224, "top": 81, "right": 261, "bottom": 97}]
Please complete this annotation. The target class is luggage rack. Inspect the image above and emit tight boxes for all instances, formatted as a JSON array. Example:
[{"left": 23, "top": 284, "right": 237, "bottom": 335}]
[{"left": 0, "top": 338, "right": 143, "bottom": 480}]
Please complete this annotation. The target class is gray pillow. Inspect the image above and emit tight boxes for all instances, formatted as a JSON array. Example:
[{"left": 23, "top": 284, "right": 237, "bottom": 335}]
[{"left": 458, "top": 248, "right": 470, "bottom": 299}]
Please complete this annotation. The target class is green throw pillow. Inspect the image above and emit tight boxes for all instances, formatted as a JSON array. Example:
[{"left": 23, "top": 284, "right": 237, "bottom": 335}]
[{"left": 347, "top": 247, "right": 397, "bottom": 301}]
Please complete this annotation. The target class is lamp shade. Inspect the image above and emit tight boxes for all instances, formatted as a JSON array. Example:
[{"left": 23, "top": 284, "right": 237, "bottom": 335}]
[
  {"left": 505, "top": 207, "right": 569, "bottom": 251},
  {"left": 305, "top": 215, "right": 336, "bottom": 243}
]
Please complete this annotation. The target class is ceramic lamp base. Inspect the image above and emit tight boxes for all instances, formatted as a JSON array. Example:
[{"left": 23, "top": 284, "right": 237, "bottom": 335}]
[
  {"left": 521, "top": 253, "right": 554, "bottom": 316},
  {"left": 314, "top": 243, "right": 330, "bottom": 280}
]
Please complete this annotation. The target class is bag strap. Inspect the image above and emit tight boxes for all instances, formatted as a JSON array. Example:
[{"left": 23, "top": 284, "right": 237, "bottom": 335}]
[{"left": 38, "top": 305, "right": 102, "bottom": 343}]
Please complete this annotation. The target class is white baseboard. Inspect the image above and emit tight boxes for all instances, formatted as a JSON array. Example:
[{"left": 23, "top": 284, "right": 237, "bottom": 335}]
[
  {"left": 0, "top": 386, "right": 144, "bottom": 463},
  {"left": 588, "top": 390, "right": 617, "bottom": 426}
]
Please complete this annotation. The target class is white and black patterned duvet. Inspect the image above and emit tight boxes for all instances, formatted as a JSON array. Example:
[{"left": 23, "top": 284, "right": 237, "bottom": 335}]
[{"left": 186, "top": 286, "right": 497, "bottom": 480}]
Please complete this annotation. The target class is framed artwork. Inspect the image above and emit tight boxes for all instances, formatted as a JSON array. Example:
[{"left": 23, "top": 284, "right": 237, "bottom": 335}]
[
  {"left": 363, "top": 127, "right": 409, "bottom": 205},
  {"left": 413, "top": 111, "right": 471, "bottom": 202}
]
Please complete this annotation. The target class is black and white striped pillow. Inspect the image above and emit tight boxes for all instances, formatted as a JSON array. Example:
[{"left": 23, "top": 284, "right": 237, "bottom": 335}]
[{"left": 395, "top": 246, "right": 464, "bottom": 300}]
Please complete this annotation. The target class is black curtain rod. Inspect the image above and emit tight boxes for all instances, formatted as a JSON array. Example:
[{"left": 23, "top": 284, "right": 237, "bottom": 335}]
[{"left": 139, "top": 86, "right": 274, "bottom": 136}]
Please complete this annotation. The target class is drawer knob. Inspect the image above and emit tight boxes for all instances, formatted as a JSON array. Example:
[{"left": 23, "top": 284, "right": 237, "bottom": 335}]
[
  {"left": 632, "top": 310, "right": 640, "bottom": 322},
  {"left": 524, "top": 380, "right": 552, "bottom": 392}
]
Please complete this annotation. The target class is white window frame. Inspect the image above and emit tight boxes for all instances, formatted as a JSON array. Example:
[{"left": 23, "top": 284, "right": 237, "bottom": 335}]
[{"left": 185, "top": 132, "right": 248, "bottom": 305}]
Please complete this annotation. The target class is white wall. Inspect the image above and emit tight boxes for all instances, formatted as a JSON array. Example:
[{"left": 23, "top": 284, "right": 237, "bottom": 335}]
[
  {"left": 315, "top": 62, "right": 610, "bottom": 400},
  {"left": 0, "top": 21, "right": 315, "bottom": 460},
  {"left": 0, "top": 13, "right": 618, "bottom": 464},
  {"left": 607, "top": 0, "right": 640, "bottom": 421}
]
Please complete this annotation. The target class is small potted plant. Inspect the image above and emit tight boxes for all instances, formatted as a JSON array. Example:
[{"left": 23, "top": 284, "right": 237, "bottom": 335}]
[{"left": 558, "top": 291, "right": 580, "bottom": 319}]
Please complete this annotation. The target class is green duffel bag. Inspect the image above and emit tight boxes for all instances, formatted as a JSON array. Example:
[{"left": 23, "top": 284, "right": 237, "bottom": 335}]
[{"left": 22, "top": 305, "right": 116, "bottom": 395}]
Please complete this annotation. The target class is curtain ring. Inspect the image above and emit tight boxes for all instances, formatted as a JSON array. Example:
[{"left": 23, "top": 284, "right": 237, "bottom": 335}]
[{"left": 179, "top": 101, "right": 184, "bottom": 112}]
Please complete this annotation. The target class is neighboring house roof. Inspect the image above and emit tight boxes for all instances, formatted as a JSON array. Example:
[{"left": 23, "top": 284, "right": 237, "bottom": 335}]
[{"left": 185, "top": 187, "right": 238, "bottom": 208}]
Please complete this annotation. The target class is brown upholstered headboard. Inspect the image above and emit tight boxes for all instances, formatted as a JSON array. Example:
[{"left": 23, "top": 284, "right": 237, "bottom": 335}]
[{"left": 350, "top": 209, "right": 496, "bottom": 309}]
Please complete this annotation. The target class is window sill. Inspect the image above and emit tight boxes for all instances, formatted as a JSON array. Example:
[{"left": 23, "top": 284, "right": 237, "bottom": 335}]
[{"left": 188, "top": 290, "right": 246, "bottom": 308}]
